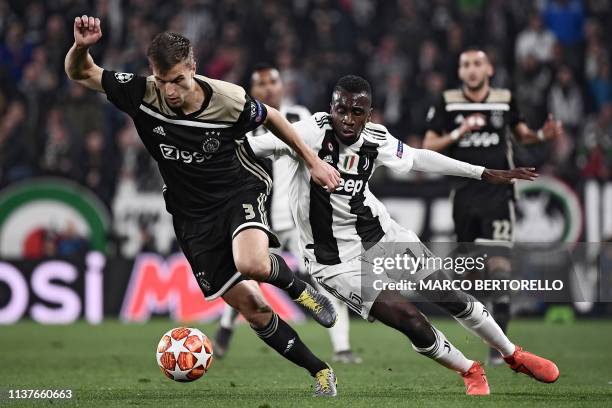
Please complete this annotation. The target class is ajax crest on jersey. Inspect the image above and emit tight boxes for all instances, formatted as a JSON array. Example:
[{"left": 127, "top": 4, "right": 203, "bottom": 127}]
[
  {"left": 115, "top": 72, "right": 134, "bottom": 83},
  {"left": 491, "top": 110, "right": 504, "bottom": 129},
  {"left": 202, "top": 137, "right": 220, "bottom": 153}
]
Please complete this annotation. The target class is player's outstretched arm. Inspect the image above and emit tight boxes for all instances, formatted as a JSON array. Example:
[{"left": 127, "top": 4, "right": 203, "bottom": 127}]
[
  {"left": 514, "top": 113, "right": 564, "bottom": 144},
  {"left": 65, "top": 15, "right": 104, "bottom": 92},
  {"left": 264, "top": 106, "right": 340, "bottom": 191},
  {"left": 409, "top": 148, "right": 537, "bottom": 183},
  {"left": 481, "top": 167, "right": 538, "bottom": 184}
]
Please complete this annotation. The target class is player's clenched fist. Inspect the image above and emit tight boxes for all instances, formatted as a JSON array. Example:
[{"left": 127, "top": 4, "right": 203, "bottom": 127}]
[
  {"left": 310, "top": 158, "right": 341, "bottom": 192},
  {"left": 74, "top": 15, "right": 102, "bottom": 48}
]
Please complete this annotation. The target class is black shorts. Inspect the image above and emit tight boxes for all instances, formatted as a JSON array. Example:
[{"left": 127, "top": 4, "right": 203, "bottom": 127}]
[
  {"left": 453, "top": 199, "right": 515, "bottom": 244},
  {"left": 173, "top": 190, "right": 279, "bottom": 300}
]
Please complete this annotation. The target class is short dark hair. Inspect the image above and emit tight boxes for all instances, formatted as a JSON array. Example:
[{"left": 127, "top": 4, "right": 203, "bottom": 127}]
[
  {"left": 252, "top": 62, "right": 276, "bottom": 73},
  {"left": 333, "top": 75, "right": 372, "bottom": 97},
  {"left": 147, "top": 32, "right": 194, "bottom": 74},
  {"left": 250, "top": 62, "right": 278, "bottom": 86},
  {"left": 461, "top": 46, "right": 488, "bottom": 57}
]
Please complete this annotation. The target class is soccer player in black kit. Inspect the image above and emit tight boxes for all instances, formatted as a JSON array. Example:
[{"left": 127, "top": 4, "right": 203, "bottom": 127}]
[
  {"left": 65, "top": 15, "right": 340, "bottom": 396},
  {"left": 423, "top": 48, "right": 564, "bottom": 364}
]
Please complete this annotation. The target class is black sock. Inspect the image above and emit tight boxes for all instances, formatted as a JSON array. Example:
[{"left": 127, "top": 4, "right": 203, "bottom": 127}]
[
  {"left": 253, "top": 313, "right": 327, "bottom": 376},
  {"left": 493, "top": 300, "right": 510, "bottom": 333},
  {"left": 266, "top": 253, "right": 306, "bottom": 299}
]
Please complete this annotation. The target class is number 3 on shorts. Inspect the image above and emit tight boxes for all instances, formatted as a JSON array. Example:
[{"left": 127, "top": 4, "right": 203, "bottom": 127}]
[{"left": 242, "top": 203, "right": 255, "bottom": 220}]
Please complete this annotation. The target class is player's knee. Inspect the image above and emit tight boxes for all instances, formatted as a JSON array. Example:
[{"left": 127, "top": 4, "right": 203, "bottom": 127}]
[{"left": 235, "top": 255, "right": 270, "bottom": 280}]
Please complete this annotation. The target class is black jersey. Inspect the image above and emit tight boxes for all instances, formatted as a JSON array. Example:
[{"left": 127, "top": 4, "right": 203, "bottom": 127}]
[
  {"left": 426, "top": 88, "right": 524, "bottom": 206},
  {"left": 101, "top": 70, "right": 270, "bottom": 219}
]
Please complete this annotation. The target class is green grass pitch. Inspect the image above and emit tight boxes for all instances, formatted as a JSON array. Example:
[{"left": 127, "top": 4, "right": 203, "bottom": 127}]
[{"left": 1, "top": 319, "right": 611, "bottom": 407}]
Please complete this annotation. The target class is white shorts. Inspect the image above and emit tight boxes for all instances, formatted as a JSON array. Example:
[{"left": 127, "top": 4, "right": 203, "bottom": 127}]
[{"left": 307, "top": 221, "right": 436, "bottom": 320}]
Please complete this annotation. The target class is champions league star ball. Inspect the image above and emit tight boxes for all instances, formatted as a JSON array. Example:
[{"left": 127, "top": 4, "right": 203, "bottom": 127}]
[{"left": 156, "top": 327, "right": 213, "bottom": 382}]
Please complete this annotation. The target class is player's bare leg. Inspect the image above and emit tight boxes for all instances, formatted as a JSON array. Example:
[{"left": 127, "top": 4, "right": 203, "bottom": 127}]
[
  {"left": 233, "top": 228, "right": 337, "bottom": 327},
  {"left": 419, "top": 272, "right": 559, "bottom": 383},
  {"left": 222, "top": 280, "right": 337, "bottom": 396},
  {"left": 369, "top": 290, "right": 489, "bottom": 395}
]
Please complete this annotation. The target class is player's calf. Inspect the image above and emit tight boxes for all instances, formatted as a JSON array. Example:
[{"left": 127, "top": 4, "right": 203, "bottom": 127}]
[{"left": 370, "top": 291, "right": 486, "bottom": 394}]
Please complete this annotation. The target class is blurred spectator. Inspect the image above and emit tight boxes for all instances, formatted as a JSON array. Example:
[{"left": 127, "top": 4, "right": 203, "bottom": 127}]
[
  {"left": 0, "top": 21, "right": 33, "bottom": 84},
  {"left": 75, "top": 130, "right": 118, "bottom": 207},
  {"left": 515, "top": 54, "right": 553, "bottom": 126},
  {"left": 0, "top": 100, "right": 32, "bottom": 186},
  {"left": 515, "top": 13, "right": 557, "bottom": 64},
  {"left": 589, "top": 59, "right": 612, "bottom": 112},
  {"left": 57, "top": 221, "right": 90, "bottom": 257},
  {"left": 577, "top": 103, "right": 612, "bottom": 179},
  {"left": 548, "top": 65, "right": 584, "bottom": 132},
  {"left": 40, "top": 108, "right": 75, "bottom": 178},
  {"left": 410, "top": 71, "right": 446, "bottom": 136},
  {"left": 367, "top": 35, "right": 410, "bottom": 92},
  {"left": 62, "top": 81, "right": 105, "bottom": 140},
  {"left": 542, "top": 0, "right": 585, "bottom": 46}
]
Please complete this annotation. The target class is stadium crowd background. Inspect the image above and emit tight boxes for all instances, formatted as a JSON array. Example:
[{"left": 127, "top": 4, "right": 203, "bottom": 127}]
[{"left": 0, "top": 0, "right": 611, "bottom": 256}]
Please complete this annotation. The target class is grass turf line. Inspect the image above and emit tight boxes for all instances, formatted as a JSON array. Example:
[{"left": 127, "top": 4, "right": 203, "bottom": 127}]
[{"left": 0, "top": 319, "right": 611, "bottom": 407}]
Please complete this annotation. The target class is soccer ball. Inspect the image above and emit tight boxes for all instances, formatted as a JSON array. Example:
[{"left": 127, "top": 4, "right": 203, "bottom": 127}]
[{"left": 156, "top": 327, "right": 213, "bottom": 382}]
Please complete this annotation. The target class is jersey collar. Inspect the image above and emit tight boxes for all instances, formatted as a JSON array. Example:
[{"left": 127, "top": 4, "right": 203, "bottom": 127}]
[
  {"left": 461, "top": 87, "right": 490, "bottom": 103},
  {"left": 168, "top": 77, "right": 213, "bottom": 118}
]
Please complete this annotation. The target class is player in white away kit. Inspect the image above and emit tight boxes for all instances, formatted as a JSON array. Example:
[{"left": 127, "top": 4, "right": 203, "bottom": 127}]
[
  {"left": 215, "top": 64, "right": 361, "bottom": 364},
  {"left": 247, "top": 75, "right": 560, "bottom": 395}
]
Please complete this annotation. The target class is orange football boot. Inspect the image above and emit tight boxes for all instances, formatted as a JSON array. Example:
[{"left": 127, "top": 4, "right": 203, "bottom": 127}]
[
  {"left": 461, "top": 362, "right": 490, "bottom": 395},
  {"left": 503, "top": 345, "right": 560, "bottom": 383}
]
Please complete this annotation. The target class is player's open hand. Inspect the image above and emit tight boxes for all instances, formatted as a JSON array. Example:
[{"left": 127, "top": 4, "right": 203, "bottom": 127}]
[
  {"left": 482, "top": 167, "right": 538, "bottom": 184},
  {"left": 540, "top": 113, "right": 564, "bottom": 141},
  {"left": 74, "top": 15, "right": 102, "bottom": 48},
  {"left": 310, "top": 158, "right": 341, "bottom": 192}
]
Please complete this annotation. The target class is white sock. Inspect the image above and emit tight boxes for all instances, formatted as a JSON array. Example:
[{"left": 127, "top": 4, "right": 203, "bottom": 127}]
[
  {"left": 454, "top": 300, "right": 515, "bottom": 357},
  {"left": 327, "top": 295, "right": 350, "bottom": 352},
  {"left": 220, "top": 304, "right": 239, "bottom": 330},
  {"left": 412, "top": 326, "right": 473, "bottom": 373}
]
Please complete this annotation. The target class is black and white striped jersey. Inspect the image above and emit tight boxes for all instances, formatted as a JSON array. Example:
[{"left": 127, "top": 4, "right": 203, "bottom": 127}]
[
  {"left": 247, "top": 105, "right": 311, "bottom": 232},
  {"left": 247, "top": 112, "right": 415, "bottom": 265}
]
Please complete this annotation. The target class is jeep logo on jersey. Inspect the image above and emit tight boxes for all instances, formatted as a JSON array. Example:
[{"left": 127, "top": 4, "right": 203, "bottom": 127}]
[
  {"left": 159, "top": 143, "right": 212, "bottom": 164},
  {"left": 115, "top": 72, "right": 134, "bottom": 83},
  {"left": 202, "top": 137, "right": 220, "bottom": 153},
  {"left": 334, "top": 174, "right": 368, "bottom": 196}
]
